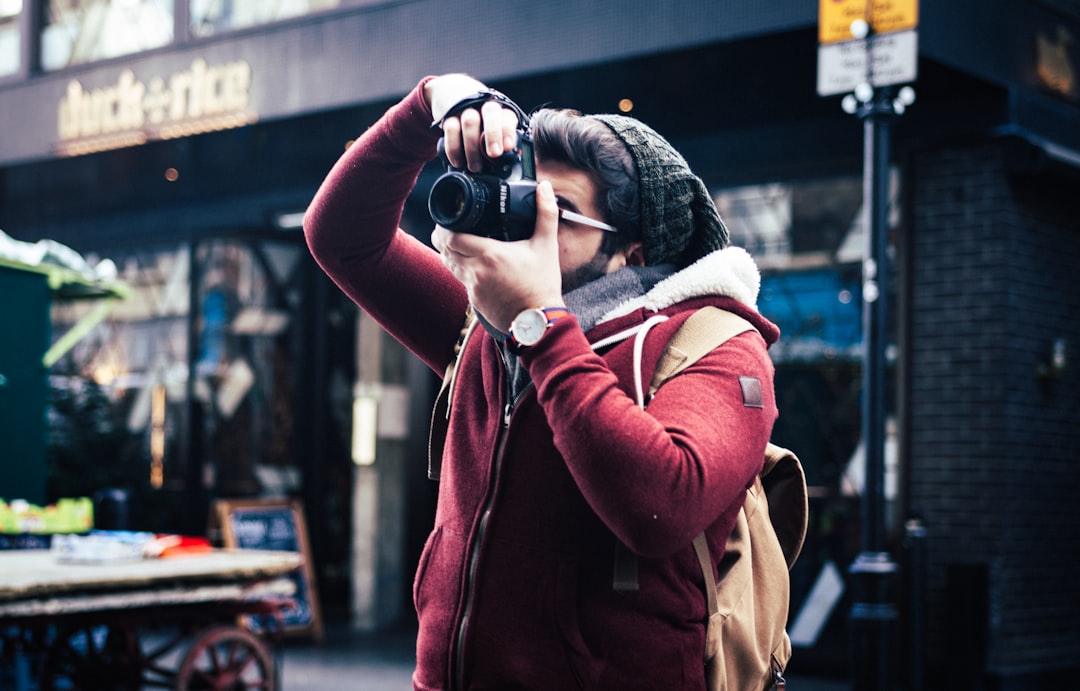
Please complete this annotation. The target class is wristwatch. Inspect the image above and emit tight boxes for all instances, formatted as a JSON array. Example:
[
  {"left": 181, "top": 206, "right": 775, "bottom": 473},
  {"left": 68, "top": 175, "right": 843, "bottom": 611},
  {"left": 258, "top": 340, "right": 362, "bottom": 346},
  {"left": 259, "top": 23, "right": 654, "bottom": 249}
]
[{"left": 509, "top": 307, "right": 569, "bottom": 349}]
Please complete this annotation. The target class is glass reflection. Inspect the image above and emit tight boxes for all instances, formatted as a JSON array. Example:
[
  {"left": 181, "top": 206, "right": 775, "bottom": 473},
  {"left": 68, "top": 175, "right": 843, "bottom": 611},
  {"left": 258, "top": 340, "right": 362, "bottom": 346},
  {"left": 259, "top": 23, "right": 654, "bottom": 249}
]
[
  {"left": 0, "top": 0, "right": 21, "bottom": 77},
  {"left": 190, "top": 0, "right": 340, "bottom": 37},
  {"left": 41, "top": 0, "right": 173, "bottom": 72}
]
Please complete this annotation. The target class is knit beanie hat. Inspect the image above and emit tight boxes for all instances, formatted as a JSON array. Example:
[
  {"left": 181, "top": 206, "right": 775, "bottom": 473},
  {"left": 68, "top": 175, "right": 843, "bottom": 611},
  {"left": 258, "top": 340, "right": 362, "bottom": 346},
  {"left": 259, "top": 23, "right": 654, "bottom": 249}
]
[{"left": 589, "top": 114, "right": 728, "bottom": 268}]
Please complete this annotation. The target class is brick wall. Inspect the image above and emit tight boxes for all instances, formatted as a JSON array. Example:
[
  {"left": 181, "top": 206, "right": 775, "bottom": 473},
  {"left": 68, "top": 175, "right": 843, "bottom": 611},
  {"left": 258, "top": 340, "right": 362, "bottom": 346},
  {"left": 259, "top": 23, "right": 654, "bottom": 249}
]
[{"left": 907, "top": 138, "right": 1080, "bottom": 686}]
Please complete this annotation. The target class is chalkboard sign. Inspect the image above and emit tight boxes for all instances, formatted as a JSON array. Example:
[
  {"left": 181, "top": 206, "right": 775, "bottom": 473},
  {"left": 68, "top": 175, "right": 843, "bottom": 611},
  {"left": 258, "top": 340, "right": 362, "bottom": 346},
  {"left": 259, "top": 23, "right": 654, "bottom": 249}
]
[{"left": 214, "top": 497, "right": 324, "bottom": 642}]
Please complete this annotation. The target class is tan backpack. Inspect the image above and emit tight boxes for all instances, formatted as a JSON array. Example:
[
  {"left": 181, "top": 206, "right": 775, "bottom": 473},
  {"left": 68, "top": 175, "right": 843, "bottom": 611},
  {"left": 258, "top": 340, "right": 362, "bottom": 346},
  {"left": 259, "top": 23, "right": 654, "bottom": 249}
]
[
  {"left": 428, "top": 306, "right": 808, "bottom": 690},
  {"left": 642, "top": 306, "right": 808, "bottom": 691}
]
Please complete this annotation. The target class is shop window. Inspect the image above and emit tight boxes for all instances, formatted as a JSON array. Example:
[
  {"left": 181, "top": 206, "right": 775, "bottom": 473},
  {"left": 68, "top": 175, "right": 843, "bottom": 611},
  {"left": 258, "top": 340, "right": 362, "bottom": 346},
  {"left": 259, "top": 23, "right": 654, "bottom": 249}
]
[
  {"left": 715, "top": 177, "right": 866, "bottom": 364},
  {"left": 716, "top": 183, "right": 793, "bottom": 260},
  {"left": 189, "top": 0, "right": 340, "bottom": 37},
  {"left": 41, "top": 0, "right": 173, "bottom": 72},
  {"left": 0, "top": 0, "right": 20, "bottom": 77},
  {"left": 191, "top": 239, "right": 302, "bottom": 498},
  {"left": 48, "top": 243, "right": 190, "bottom": 529},
  {"left": 712, "top": 177, "right": 869, "bottom": 482},
  {"left": 48, "top": 238, "right": 305, "bottom": 532}
]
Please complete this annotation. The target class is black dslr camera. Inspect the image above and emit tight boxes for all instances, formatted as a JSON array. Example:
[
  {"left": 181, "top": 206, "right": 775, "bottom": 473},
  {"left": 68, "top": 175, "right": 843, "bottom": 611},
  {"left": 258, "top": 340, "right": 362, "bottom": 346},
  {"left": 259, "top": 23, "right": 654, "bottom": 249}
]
[{"left": 428, "top": 91, "right": 537, "bottom": 242}]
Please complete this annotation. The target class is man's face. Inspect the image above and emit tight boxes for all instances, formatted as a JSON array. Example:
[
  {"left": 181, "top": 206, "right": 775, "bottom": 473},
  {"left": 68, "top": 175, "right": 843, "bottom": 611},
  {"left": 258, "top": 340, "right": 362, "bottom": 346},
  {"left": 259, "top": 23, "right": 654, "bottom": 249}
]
[{"left": 535, "top": 159, "right": 626, "bottom": 293}]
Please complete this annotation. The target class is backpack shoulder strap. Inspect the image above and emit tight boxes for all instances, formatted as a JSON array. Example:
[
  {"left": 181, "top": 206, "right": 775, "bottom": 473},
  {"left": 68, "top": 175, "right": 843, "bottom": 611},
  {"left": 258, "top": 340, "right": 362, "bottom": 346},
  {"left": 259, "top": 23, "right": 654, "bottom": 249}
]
[
  {"left": 648, "top": 306, "right": 755, "bottom": 399},
  {"left": 427, "top": 308, "right": 479, "bottom": 481},
  {"left": 613, "top": 307, "right": 757, "bottom": 591},
  {"left": 660, "top": 311, "right": 807, "bottom": 570}
]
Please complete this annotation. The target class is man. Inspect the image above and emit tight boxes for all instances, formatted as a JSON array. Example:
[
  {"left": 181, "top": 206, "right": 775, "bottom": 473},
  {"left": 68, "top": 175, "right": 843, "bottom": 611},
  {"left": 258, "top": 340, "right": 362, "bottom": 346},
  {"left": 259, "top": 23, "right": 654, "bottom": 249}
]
[{"left": 304, "top": 73, "right": 779, "bottom": 691}]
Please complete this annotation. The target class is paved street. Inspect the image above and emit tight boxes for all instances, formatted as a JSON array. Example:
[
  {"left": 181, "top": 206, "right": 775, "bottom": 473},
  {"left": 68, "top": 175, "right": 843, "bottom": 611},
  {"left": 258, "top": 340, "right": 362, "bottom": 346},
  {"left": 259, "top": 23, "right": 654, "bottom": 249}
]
[
  {"left": 279, "top": 622, "right": 849, "bottom": 690},
  {"left": 280, "top": 624, "right": 416, "bottom": 690}
]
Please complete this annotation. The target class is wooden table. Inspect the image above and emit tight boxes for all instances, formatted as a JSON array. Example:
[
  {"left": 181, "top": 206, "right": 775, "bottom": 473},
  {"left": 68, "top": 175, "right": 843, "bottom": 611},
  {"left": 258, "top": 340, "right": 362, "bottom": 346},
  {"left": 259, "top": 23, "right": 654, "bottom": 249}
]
[{"left": 0, "top": 548, "right": 301, "bottom": 690}]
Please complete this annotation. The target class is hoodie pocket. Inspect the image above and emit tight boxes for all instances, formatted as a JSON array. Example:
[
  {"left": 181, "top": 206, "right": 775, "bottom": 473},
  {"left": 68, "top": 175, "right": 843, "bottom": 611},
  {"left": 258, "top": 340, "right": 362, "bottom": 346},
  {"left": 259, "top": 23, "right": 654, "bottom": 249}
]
[
  {"left": 461, "top": 540, "right": 600, "bottom": 690},
  {"left": 553, "top": 558, "right": 601, "bottom": 688},
  {"left": 413, "top": 526, "right": 441, "bottom": 609},
  {"left": 413, "top": 526, "right": 467, "bottom": 691}
]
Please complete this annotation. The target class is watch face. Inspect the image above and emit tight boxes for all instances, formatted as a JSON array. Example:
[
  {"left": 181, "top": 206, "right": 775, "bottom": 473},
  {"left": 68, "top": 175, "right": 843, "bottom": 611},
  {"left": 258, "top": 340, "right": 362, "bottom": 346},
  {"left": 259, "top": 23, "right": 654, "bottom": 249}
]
[{"left": 511, "top": 308, "right": 548, "bottom": 346}]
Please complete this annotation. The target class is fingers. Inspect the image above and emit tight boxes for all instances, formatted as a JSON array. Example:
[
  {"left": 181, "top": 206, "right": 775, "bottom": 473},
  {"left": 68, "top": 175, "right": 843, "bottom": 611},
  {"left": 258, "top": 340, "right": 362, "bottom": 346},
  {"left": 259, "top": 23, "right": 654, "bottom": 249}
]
[
  {"left": 431, "top": 225, "right": 475, "bottom": 285},
  {"left": 431, "top": 225, "right": 474, "bottom": 259},
  {"left": 441, "top": 117, "right": 464, "bottom": 169},
  {"left": 459, "top": 108, "right": 484, "bottom": 173},
  {"left": 440, "top": 100, "right": 522, "bottom": 172},
  {"left": 431, "top": 225, "right": 487, "bottom": 264},
  {"left": 500, "top": 108, "right": 521, "bottom": 151},
  {"left": 533, "top": 180, "right": 560, "bottom": 243},
  {"left": 480, "top": 101, "right": 521, "bottom": 158},
  {"left": 433, "top": 206, "right": 563, "bottom": 331},
  {"left": 430, "top": 225, "right": 450, "bottom": 255},
  {"left": 441, "top": 110, "right": 484, "bottom": 172}
]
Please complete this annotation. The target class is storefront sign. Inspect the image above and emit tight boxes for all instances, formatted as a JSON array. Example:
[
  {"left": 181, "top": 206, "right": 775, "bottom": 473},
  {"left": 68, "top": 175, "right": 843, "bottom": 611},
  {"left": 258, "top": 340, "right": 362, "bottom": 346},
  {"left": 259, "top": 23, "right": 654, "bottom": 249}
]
[{"left": 56, "top": 58, "right": 257, "bottom": 156}]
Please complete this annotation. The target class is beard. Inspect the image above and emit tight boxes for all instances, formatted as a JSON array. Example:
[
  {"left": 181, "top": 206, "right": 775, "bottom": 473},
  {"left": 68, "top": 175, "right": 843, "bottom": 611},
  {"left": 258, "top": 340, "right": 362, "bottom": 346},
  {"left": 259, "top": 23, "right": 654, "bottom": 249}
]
[{"left": 560, "top": 248, "right": 614, "bottom": 294}]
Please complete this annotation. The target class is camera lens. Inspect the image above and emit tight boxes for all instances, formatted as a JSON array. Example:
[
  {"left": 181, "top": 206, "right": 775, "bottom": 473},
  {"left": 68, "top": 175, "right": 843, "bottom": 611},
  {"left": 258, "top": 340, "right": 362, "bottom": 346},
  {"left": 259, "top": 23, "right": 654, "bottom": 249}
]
[{"left": 428, "top": 172, "right": 490, "bottom": 231}]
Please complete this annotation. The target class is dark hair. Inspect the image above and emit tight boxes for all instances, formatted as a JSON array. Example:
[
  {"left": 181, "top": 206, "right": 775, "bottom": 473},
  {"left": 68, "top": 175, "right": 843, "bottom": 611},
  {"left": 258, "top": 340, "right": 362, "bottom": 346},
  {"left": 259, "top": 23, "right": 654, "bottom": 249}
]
[{"left": 529, "top": 108, "right": 641, "bottom": 254}]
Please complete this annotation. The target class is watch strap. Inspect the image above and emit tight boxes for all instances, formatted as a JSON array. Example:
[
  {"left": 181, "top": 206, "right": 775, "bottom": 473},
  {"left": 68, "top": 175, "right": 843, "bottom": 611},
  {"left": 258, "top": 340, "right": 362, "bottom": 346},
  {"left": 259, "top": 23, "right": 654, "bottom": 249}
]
[{"left": 509, "top": 307, "right": 570, "bottom": 351}]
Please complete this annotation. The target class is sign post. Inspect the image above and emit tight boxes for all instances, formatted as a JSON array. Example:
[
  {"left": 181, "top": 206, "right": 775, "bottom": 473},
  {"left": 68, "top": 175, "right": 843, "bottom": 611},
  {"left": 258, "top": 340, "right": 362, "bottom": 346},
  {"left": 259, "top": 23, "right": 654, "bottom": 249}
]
[{"left": 818, "top": 1, "right": 918, "bottom": 689}]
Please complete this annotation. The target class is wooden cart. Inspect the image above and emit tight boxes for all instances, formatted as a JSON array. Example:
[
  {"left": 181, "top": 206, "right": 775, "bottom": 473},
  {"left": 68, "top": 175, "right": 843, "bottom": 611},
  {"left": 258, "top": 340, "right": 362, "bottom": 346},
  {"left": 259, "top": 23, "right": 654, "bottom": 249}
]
[{"left": 0, "top": 549, "right": 302, "bottom": 690}]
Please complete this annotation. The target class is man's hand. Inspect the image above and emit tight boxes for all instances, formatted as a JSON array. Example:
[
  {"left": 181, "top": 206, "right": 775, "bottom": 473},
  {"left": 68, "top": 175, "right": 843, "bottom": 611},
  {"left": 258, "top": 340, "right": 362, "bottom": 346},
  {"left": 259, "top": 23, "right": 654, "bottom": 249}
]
[
  {"left": 431, "top": 180, "right": 565, "bottom": 333},
  {"left": 424, "top": 74, "right": 520, "bottom": 172}
]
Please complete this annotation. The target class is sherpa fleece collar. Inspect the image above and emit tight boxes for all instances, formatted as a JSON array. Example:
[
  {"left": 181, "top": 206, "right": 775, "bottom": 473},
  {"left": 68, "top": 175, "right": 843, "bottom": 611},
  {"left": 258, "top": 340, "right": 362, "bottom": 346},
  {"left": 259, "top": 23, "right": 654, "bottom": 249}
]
[{"left": 598, "top": 246, "right": 762, "bottom": 324}]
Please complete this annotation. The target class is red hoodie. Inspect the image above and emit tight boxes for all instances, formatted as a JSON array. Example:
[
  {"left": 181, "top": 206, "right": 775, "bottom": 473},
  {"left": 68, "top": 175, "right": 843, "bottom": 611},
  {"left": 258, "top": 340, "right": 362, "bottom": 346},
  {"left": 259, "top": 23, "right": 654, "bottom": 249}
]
[{"left": 304, "top": 78, "right": 780, "bottom": 691}]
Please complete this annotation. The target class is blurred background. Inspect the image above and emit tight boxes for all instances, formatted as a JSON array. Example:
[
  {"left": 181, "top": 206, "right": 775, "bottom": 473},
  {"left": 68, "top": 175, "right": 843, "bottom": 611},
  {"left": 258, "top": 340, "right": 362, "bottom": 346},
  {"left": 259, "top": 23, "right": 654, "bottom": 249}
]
[{"left": 1, "top": 1, "right": 1078, "bottom": 689}]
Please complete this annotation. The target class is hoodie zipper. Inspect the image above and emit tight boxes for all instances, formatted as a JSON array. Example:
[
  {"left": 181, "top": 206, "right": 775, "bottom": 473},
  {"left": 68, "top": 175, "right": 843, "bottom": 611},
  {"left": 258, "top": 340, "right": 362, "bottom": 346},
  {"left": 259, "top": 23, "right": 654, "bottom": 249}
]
[
  {"left": 446, "top": 319, "right": 667, "bottom": 688},
  {"left": 451, "top": 370, "right": 532, "bottom": 691}
]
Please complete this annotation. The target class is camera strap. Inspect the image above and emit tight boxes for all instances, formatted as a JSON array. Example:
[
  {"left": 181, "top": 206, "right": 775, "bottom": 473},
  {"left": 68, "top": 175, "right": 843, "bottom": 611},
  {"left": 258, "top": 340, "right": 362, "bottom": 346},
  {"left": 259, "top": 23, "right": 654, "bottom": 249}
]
[{"left": 430, "top": 88, "right": 530, "bottom": 130}]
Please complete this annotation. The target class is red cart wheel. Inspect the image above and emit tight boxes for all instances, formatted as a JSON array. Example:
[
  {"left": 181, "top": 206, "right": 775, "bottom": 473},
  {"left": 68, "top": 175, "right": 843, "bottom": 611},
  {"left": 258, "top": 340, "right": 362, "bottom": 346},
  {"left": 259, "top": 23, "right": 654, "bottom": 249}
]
[{"left": 175, "top": 625, "right": 276, "bottom": 690}]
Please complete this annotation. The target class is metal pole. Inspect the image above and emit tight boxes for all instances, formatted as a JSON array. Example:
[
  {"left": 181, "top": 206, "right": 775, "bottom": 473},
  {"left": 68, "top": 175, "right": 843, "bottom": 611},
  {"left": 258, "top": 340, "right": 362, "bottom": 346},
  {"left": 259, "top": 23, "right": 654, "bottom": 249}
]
[
  {"left": 184, "top": 239, "right": 205, "bottom": 536},
  {"left": 848, "top": 85, "right": 900, "bottom": 691},
  {"left": 903, "top": 517, "right": 927, "bottom": 691},
  {"left": 863, "top": 87, "right": 890, "bottom": 553}
]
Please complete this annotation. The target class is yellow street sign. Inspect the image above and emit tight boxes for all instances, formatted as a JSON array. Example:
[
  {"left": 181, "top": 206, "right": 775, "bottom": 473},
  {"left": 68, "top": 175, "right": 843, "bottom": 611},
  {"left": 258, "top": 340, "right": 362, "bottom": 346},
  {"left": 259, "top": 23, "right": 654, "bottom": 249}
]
[
  {"left": 819, "top": 0, "right": 868, "bottom": 44},
  {"left": 872, "top": 0, "right": 919, "bottom": 35},
  {"left": 819, "top": 0, "right": 919, "bottom": 44}
]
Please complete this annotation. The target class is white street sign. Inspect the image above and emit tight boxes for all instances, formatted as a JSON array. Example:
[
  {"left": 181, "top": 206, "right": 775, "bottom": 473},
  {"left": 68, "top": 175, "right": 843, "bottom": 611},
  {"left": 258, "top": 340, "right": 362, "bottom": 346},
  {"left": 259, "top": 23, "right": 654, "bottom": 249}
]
[{"left": 817, "top": 30, "right": 918, "bottom": 97}]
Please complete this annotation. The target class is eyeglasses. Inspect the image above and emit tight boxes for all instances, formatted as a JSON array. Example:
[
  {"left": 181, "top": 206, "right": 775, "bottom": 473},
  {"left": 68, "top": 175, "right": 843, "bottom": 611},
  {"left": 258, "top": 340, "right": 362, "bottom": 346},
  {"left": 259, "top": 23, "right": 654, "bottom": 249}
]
[{"left": 558, "top": 207, "right": 619, "bottom": 233}]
